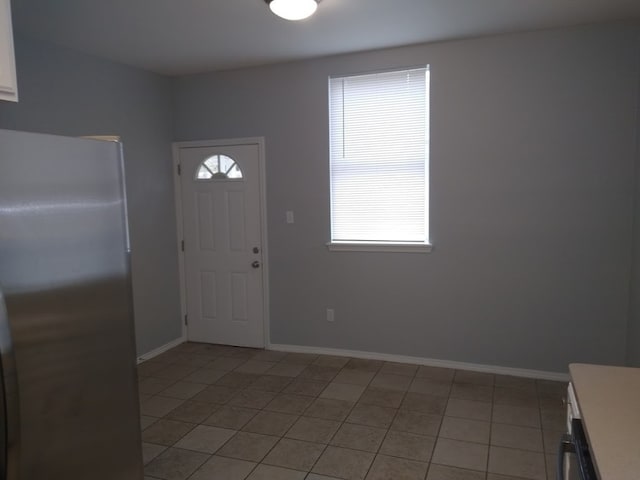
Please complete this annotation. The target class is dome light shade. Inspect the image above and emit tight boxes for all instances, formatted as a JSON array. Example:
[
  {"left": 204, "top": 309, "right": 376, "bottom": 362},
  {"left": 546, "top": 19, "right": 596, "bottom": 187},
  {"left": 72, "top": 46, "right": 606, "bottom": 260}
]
[{"left": 266, "top": 0, "right": 319, "bottom": 21}]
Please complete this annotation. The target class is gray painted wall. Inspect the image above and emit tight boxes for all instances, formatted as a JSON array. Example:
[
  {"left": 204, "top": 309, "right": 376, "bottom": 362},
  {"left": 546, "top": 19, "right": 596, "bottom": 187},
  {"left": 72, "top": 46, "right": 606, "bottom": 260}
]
[
  {"left": 0, "top": 36, "right": 182, "bottom": 355},
  {"left": 629, "top": 42, "right": 640, "bottom": 368},
  {"left": 174, "top": 25, "right": 640, "bottom": 373},
  {"left": 3, "top": 25, "right": 640, "bottom": 373}
]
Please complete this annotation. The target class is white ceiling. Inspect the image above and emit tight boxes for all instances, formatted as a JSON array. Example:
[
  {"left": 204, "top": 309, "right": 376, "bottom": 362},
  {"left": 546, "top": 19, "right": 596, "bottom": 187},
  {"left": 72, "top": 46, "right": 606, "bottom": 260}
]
[{"left": 11, "top": 0, "right": 640, "bottom": 76}]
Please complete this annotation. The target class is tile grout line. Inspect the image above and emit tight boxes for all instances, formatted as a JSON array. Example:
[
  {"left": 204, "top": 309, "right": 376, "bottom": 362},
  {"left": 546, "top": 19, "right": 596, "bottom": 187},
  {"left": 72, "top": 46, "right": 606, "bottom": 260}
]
[
  {"left": 182, "top": 348, "right": 298, "bottom": 479},
  {"left": 417, "top": 369, "right": 451, "bottom": 480},
  {"left": 305, "top": 359, "right": 382, "bottom": 479},
  {"left": 234, "top": 359, "right": 321, "bottom": 477},
  {"left": 537, "top": 382, "right": 551, "bottom": 480},
  {"left": 485, "top": 373, "right": 496, "bottom": 480},
  {"left": 148, "top": 347, "right": 280, "bottom": 479},
  {"left": 358, "top": 366, "right": 413, "bottom": 480}
]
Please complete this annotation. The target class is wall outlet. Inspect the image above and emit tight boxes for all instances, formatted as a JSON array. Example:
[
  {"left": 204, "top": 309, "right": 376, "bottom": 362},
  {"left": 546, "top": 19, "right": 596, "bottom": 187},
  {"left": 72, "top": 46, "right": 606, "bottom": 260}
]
[
  {"left": 286, "top": 210, "right": 294, "bottom": 224},
  {"left": 326, "top": 308, "right": 335, "bottom": 322}
]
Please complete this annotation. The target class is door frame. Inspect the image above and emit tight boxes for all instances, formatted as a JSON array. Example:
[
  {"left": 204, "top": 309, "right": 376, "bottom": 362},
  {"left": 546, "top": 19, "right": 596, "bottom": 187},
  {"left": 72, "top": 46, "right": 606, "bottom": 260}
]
[{"left": 172, "top": 137, "right": 270, "bottom": 347}]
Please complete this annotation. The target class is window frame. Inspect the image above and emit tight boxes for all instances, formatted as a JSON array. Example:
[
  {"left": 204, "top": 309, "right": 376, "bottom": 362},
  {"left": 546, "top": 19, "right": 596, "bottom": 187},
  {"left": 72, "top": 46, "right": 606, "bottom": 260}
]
[{"left": 326, "top": 66, "right": 432, "bottom": 253}]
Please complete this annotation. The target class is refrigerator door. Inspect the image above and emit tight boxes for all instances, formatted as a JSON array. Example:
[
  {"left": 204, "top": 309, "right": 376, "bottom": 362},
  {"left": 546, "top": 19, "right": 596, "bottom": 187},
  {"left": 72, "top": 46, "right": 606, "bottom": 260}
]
[
  {"left": 0, "top": 129, "right": 142, "bottom": 479},
  {"left": 0, "top": 288, "right": 19, "bottom": 480}
]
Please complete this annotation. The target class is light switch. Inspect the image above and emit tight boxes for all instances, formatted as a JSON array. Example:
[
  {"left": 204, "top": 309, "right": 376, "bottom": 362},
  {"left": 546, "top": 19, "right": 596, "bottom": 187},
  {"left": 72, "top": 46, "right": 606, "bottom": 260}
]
[{"left": 286, "top": 211, "right": 294, "bottom": 224}]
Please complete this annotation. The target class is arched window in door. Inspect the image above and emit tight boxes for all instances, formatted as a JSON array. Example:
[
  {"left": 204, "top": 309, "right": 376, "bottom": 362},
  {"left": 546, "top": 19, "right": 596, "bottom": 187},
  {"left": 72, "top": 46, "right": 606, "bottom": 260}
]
[{"left": 195, "top": 155, "right": 243, "bottom": 180}]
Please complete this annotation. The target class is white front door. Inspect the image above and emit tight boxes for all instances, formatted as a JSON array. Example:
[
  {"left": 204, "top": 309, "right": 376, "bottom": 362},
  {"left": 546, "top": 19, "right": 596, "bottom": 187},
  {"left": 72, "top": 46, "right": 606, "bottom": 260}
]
[{"left": 178, "top": 142, "right": 265, "bottom": 347}]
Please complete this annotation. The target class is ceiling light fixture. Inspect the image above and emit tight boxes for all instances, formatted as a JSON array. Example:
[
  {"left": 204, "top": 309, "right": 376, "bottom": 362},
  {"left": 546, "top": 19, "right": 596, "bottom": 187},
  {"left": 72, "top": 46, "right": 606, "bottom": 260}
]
[{"left": 265, "top": 0, "right": 319, "bottom": 21}]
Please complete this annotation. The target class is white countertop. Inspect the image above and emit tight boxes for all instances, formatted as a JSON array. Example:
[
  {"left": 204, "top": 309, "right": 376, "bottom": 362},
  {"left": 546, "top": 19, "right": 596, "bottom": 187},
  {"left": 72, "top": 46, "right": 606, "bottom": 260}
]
[{"left": 569, "top": 363, "right": 640, "bottom": 480}]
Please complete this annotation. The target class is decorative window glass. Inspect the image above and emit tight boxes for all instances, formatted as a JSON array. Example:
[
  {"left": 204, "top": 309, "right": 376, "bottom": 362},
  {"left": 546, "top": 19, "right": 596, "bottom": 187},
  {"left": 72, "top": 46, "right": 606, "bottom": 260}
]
[{"left": 196, "top": 155, "right": 243, "bottom": 180}]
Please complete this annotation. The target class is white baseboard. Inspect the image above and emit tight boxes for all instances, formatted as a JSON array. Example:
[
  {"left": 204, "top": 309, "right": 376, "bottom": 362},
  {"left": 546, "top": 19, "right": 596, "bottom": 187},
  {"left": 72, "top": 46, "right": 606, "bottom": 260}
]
[
  {"left": 137, "top": 336, "right": 186, "bottom": 364},
  {"left": 267, "top": 343, "right": 569, "bottom": 382}
]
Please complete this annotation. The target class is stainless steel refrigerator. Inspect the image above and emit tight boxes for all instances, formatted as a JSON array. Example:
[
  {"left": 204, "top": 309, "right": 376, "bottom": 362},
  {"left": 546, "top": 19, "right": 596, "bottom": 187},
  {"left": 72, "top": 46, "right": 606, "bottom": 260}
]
[{"left": 0, "top": 129, "right": 143, "bottom": 479}]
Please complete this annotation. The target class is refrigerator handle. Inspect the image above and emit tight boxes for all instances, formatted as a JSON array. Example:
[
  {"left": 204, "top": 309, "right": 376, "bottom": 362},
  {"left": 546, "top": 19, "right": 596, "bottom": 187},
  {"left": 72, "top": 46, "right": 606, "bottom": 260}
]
[
  {"left": 557, "top": 433, "right": 574, "bottom": 480},
  {"left": 0, "top": 288, "right": 20, "bottom": 480}
]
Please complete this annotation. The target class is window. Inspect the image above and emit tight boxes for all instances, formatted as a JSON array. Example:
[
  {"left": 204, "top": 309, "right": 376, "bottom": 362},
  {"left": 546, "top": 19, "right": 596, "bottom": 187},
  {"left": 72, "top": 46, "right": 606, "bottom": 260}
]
[
  {"left": 196, "top": 155, "right": 243, "bottom": 180},
  {"left": 328, "top": 67, "right": 430, "bottom": 252}
]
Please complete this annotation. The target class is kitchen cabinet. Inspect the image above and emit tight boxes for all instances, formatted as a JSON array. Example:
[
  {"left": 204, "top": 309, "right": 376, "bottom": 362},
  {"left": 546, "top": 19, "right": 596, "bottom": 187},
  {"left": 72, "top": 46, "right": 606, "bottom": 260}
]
[
  {"left": 0, "top": 0, "right": 18, "bottom": 102},
  {"left": 565, "top": 364, "right": 640, "bottom": 479}
]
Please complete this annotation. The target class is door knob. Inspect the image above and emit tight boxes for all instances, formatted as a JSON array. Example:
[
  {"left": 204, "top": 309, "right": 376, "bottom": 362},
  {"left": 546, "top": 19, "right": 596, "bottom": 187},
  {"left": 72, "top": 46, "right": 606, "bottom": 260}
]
[
  {"left": 253, "top": 247, "right": 260, "bottom": 253},
  {"left": 251, "top": 261, "right": 260, "bottom": 269}
]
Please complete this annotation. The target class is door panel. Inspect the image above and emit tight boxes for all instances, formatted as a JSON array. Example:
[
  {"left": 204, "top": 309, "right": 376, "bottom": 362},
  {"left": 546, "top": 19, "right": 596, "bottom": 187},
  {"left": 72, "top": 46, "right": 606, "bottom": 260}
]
[
  {"left": 200, "top": 272, "right": 217, "bottom": 318},
  {"left": 228, "top": 192, "right": 247, "bottom": 251},
  {"left": 196, "top": 193, "right": 216, "bottom": 250},
  {"left": 231, "top": 273, "right": 249, "bottom": 321},
  {"left": 180, "top": 143, "right": 264, "bottom": 347}
]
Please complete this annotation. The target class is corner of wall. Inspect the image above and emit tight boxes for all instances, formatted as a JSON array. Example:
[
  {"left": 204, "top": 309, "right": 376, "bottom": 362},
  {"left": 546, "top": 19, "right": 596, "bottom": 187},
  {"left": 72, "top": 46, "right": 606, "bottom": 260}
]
[{"left": 626, "top": 30, "right": 640, "bottom": 367}]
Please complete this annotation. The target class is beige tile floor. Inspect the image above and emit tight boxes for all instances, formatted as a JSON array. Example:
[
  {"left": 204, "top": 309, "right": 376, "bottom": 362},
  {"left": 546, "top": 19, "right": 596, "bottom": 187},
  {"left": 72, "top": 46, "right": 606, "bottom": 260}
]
[{"left": 139, "top": 342, "right": 567, "bottom": 480}]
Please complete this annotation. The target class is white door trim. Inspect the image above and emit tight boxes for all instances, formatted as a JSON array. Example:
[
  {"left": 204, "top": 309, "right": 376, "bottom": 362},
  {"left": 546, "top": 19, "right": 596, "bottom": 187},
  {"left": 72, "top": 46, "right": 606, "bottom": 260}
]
[{"left": 172, "top": 137, "right": 270, "bottom": 347}]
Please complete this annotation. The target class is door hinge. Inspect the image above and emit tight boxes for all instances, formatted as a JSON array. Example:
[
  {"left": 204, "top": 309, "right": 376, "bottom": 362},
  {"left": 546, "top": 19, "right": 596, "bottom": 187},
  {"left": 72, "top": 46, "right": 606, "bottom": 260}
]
[
  {"left": 177, "top": 164, "right": 181, "bottom": 175},
  {"left": 181, "top": 240, "right": 184, "bottom": 252},
  {"left": 184, "top": 314, "right": 188, "bottom": 326}
]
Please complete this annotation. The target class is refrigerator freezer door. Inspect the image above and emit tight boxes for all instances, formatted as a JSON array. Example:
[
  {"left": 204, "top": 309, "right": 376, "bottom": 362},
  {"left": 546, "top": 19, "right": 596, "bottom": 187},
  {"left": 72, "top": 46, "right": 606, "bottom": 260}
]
[
  {"left": 0, "top": 287, "right": 19, "bottom": 480},
  {"left": 0, "top": 129, "right": 142, "bottom": 479}
]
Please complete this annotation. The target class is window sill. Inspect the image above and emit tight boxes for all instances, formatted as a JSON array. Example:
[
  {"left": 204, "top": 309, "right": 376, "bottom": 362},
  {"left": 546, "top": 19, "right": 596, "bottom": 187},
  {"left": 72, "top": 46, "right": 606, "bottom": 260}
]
[{"left": 326, "top": 242, "right": 433, "bottom": 253}]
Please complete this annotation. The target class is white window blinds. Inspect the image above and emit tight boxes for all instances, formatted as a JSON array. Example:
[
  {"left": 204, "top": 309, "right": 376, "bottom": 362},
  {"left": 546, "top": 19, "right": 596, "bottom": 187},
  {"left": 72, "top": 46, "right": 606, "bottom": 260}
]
[{"left": 329, "top": 67, "right": 430, "bottom": 244}]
